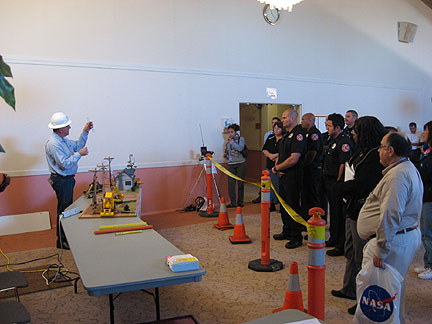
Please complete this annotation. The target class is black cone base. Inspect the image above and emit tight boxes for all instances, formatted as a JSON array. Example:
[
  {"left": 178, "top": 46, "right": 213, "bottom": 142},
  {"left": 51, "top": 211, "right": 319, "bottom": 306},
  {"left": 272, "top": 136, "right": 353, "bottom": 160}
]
[
  {"left": 199, "top": 211, "right": 219, "bottom": 218},
  {"left": 248, "top": 258, "right": 284, "bottom": 272}
]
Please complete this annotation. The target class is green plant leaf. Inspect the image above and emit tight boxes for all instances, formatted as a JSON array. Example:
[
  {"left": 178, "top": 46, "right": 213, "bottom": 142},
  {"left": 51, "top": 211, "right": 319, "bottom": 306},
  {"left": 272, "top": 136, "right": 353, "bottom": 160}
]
[
  {"left": 0, "top": 144, "right": 5, "bottom": 153},
  {"left": 0, "top": 75, "right": 15, "bottom": 110},
  {"left": 0, "top": 56, "right": 13, "bottom": 78}
]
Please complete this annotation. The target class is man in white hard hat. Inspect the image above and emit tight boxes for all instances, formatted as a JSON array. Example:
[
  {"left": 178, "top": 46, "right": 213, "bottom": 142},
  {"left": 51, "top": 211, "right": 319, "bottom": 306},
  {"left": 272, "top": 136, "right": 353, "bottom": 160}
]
[{"left": 45, "top": 112, "right": 93, "bottom": 250}]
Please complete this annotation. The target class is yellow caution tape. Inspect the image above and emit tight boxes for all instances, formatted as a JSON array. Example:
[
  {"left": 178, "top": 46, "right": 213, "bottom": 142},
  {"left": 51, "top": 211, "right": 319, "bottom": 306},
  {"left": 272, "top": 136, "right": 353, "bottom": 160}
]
[
  {"left": 208, "top": 156, "right": 310, "bottom": 229},
  {"left": 270, "top": 182, "right": 309, "bottom": 228}
]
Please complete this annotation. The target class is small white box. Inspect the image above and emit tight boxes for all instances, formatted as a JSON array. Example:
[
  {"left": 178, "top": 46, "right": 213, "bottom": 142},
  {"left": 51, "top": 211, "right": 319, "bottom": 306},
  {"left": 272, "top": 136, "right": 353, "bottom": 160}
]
[{"left": 166, "top": 254, "right": 199, "bottom": 272}]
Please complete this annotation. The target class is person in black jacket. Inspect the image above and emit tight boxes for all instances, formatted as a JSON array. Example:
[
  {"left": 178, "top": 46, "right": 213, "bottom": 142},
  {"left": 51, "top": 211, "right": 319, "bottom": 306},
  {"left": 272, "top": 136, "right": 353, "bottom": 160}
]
[
  {"left": 330, "top": 116, "right": 387, "bottom": 314},
  {"left": 416, "top": 121, "right": 432, "bottom": 280}
]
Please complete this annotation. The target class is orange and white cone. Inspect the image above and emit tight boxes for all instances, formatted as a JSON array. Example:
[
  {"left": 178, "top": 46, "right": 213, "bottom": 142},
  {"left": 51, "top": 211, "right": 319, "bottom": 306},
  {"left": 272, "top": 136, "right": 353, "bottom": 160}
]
[
  {"left": 214, "top": 197, "right": 234, "bottom": 230},
  {"left": 273, "top": 262, "right": 304, "bottom": 313},
  {"left": 229, "top": 207, "right": 251, "bottom": 244}
]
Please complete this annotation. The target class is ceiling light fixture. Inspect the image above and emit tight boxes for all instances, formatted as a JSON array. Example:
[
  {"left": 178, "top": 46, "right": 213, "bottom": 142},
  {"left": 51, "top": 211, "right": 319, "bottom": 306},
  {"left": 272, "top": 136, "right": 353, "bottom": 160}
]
[{"left": 257, "top": 0, "right": 304, "bottom": 12}]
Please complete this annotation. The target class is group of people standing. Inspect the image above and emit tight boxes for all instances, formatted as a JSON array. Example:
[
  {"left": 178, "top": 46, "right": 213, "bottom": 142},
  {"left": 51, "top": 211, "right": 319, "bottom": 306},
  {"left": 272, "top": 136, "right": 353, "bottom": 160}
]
[{"left": 224, "top": 110, "right": 432, "bottom": 322}]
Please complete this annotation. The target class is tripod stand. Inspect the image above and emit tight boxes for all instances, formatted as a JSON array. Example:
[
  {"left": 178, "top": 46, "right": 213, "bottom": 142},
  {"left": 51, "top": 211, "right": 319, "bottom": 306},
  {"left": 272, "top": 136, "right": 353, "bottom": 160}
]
[{"left": 183, "top": 158, "right": 221, "bottom": 211}]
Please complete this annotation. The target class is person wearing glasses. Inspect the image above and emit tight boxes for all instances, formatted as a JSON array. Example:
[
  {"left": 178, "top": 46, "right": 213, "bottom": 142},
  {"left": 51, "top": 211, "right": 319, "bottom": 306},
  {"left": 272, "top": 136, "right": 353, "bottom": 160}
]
[
  {"left": 330, "top": 116, "right": 387, "bottom": 314},
  {"left": 357, "top": 132, "right": 422, "bottom": 323}
]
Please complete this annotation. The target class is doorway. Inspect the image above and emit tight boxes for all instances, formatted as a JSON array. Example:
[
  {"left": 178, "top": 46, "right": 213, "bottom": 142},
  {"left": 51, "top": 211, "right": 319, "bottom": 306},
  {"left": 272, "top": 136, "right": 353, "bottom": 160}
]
[{"left": 239, "top": 103, "right": 302, "bottom": 182}]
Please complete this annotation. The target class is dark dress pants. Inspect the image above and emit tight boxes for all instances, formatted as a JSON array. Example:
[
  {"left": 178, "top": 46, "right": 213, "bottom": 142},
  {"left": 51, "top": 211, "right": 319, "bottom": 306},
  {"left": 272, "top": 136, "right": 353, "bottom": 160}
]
[
  {"left": 227, "top": 162, "right": 246, "bottom": 205},
  {"left": 279, "top": 171, "right": 303, "bottom": 241},
  {"left": 49, "top": 175, "right": 75, "bottom": 242},
  {"left": 301, "top": 165, "right": 321, "bottom": 219},
  {"left": 324, "top": 176, "right": 345, "bottom": 250}
]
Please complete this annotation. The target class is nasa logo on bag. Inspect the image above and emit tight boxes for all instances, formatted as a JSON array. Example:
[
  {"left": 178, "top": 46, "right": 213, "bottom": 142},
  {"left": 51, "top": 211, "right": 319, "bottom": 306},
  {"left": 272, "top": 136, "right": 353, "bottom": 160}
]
[{"left": 360, "top": 285, "right": 396, "bottom": 322}]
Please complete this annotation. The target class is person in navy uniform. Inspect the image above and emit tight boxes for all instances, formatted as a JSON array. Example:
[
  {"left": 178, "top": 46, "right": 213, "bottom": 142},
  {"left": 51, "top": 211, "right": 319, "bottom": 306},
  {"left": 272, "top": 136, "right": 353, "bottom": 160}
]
[
  {"left": 301, "top": 113, "right": 323, "bottom": 217},
  {"left": 323, "top": 113, "right": 353, "bottom": 256},
  {"left": 272, "top": 109, "right": 306, "bottom": 249}
]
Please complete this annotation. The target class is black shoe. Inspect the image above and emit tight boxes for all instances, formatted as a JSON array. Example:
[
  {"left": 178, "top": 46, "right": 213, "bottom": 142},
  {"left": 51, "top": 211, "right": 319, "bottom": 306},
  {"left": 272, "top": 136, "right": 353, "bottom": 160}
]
[
  {"left": 326, "top": 248, "right": 344, "bottom": 256},
  {"left": 348, "top": 304, "right": 357, "bottom": 315},
  {"left": 269, "top": 203, "right": 276, "bottom": 212},
  {"left": 226, "top": 203, "right": 237, "bottom": 208},
  {"left": 331, "top": 289, "right": 356, "bottom": 300},
  {"left": 273, "top": 232, "right": 291, "bottom": 240},
  {"left": 325, "top": 240, "right": 336, "bottom": 247},
  {"left": 238, "top": 202, "right": 244, "bottom": 207},
  {"left": 56, "top": 240, "right": 70, "bottom": 250},
  {"left": 252, "top": 196, "right": 261, "bottom": 204},
  {"left": 285, "top": 240, "right": 302, "bottom": 249}
]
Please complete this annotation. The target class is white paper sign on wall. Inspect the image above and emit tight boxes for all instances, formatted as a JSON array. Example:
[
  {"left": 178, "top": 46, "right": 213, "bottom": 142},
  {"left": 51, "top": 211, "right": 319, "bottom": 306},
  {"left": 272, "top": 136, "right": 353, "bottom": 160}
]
[{"left": 266, "top": 87, "right": 277, "bottom": 99}]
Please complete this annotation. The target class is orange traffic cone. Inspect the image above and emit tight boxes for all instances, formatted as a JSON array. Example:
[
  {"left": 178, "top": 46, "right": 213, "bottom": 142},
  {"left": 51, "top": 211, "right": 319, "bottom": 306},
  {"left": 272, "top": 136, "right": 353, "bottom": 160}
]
[
  {"left": 214, "top": 197, "right": 234, "bottom": 230},
  {"left": 229, "top": 207, "right": 251, "bottom": 244},
  {"left": 273, "top": 262, "right": 304, "bottom": 313}
]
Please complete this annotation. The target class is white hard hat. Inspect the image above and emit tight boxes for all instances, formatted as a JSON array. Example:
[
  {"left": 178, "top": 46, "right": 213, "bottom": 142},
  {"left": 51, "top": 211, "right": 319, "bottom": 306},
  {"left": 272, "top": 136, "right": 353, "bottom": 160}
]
[{"left": 48, "top": 112, "right": 72, "bottom": 129}]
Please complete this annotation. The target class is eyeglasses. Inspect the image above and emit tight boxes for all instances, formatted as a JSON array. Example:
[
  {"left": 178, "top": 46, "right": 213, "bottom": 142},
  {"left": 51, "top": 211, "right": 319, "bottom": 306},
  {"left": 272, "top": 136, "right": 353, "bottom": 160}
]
[{"left": 378, "top": 144, "right": 391, "bottom": 149}]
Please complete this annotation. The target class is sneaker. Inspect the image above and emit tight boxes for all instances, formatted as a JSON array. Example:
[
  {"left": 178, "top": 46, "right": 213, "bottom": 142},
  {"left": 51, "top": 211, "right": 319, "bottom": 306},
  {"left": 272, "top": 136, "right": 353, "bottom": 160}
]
[
  {"left": 285, "top": 240, "right": 302, "bottom": 249},
  {"left": 252, "top": 196, "right": 261, "bottom": 204},
  {"left": 226, "top": 203, "right": 237, "bottom": 208},
  {"left": 418, "top": 268, "right": 432, "bottom": 280},
  {"left": 414, "top": 266, "right": 426, "bottom": 274}
]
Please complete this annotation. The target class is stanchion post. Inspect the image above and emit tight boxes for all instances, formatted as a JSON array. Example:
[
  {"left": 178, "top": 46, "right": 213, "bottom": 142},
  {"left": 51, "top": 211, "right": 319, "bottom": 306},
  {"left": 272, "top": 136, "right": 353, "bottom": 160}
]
[
  {"left": 307, "top": 207, "right": 326, "bottom": 321},
  {"left": 199, "top": 154, "right": 219, "bottom": 218},
  {"left": 248, "top": 170, "right": 283, "bottom": 272}
]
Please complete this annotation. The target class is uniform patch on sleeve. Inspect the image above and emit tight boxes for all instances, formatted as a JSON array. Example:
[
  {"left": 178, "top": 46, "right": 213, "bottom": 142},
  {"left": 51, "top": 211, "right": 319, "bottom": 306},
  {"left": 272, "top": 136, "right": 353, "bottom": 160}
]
[
  {"left": 342, "top": 144, "right": 351, "bottom": 152},
  {"left": 311, "top": 133, "right": 319, "bottom": 141},
  {"left": 296, "top": 134, "right": 304, "bottom": 141}
]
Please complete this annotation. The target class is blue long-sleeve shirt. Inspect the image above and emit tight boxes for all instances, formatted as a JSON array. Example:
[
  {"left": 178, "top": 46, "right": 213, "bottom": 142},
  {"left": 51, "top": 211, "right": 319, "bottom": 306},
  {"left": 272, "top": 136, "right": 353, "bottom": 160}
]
[{"left": 45, "top": 131, "right": 88, "bottom": 176}]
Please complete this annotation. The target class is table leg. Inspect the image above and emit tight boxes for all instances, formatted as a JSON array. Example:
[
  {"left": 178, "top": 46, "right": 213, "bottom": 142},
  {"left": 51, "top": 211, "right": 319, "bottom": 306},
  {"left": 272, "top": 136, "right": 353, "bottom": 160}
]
[
  {"left": 109, "top": 293, "right": 115, "bottom": 324},
  {"left": 155, "top": 287, "right": 160, "bottom": 321}
]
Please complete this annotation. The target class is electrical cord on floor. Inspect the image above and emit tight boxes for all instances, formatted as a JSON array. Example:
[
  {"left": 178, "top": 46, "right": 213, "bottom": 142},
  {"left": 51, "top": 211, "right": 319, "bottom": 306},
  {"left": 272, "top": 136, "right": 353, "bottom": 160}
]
[{"left": 0, "top": 250, "right": 59, "bottom": 268}]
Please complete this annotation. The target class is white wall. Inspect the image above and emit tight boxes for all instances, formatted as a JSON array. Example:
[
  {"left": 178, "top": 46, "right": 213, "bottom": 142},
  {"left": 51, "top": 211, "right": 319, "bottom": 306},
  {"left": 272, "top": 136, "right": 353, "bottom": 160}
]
[{"left": 1, "top": 0, "right": 431, "bottom": 175}]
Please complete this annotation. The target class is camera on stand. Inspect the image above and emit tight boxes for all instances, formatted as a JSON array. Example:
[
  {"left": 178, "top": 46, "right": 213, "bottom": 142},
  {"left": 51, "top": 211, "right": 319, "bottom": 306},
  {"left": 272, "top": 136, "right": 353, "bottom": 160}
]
[{"left": 200, "top": 146, "right": 214, "bottom": 160}]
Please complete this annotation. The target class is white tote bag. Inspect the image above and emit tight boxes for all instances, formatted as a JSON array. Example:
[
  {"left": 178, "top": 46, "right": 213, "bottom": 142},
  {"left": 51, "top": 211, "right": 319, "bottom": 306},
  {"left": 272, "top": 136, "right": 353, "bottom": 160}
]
[{"left": 354, "top": 261, "right": 403, "bottom": 324}]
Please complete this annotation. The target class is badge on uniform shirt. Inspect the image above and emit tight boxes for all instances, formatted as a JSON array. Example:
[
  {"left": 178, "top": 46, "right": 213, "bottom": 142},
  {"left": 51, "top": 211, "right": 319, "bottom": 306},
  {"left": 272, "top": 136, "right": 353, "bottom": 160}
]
[
  {"left": 342, "top": 144, "right": 351, "bottom": 152},
  {"left": 331, "top": 143, "right": 337, "bottom": 149},
  {"left": 296, "top": 134, "right": 304, "bottom": 141},
  {"left": 311, "top": 133, "right": 319, "bottom": 141},
  {"left": 288, "top": 133, "right": 294, "bottom": 138}
]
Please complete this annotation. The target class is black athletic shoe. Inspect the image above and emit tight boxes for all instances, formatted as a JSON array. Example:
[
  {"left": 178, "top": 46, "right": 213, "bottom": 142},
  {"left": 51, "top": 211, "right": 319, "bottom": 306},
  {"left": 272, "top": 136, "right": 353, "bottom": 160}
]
[
  {"left": 331, "top": 289, "right": 356, "bottom": 300},
  {"left": 326, "top": 248, "right": 344, "bottom": 256},
  {"left": 273, "top": 232, "right": 291, "bottom": 240},
  {"left": 269, "top": 203, "right": 276, "bottom": 212},
  {"left": 252, "top": 196, "right": 261, "bottom": 204},
  {"left": 238, "top": 202, "right": 244, "bottom": 207},
  {"left": 226, "top": 203, "right": 237, "bottom": 208},
  {"left": 285, "top": 240, "right": 302, "bottom": 249},
  {"left": 348, "top": 304, "right": 357, "bottom": 315}
]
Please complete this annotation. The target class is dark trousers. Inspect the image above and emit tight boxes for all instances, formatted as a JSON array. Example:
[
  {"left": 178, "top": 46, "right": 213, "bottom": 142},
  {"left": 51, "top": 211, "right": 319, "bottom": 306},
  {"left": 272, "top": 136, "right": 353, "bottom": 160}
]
[
  {"left": 227, "top": 162, "right": 246, "bottom": 205},
  {"left": 324, "top": 176, "right": 345, "bottom": 250},
  {"left": 301, "top": 165, "right": 321, "bottom": 218},
  {"left": 49, "top": 174, "right": 75, "bottom": 242},
  {"left": 279, "top": 171, "right": 303, "bottom": 241}
]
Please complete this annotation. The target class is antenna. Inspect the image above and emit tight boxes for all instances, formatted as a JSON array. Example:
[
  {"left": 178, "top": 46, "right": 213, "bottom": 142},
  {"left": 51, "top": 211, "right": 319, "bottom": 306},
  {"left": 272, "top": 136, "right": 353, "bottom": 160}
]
[{"left": 199, "top": 124, "right": 205, "bottom": 147}]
